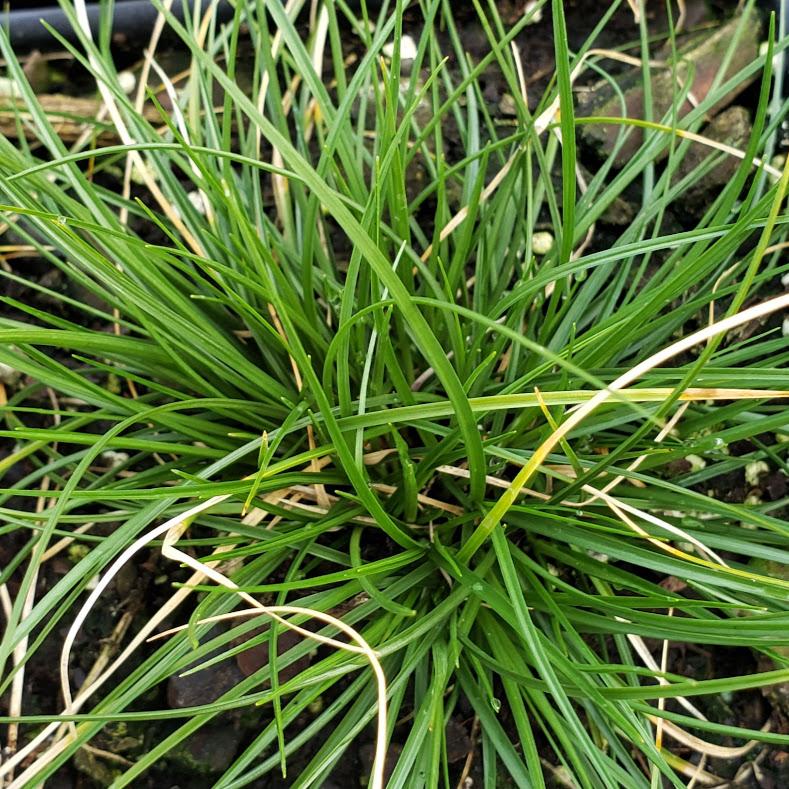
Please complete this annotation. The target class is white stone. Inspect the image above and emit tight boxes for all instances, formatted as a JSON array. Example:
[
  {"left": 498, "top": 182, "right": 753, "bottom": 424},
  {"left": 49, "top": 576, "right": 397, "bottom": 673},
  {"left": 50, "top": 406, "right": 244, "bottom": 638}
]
[
  {"left": 187, "top": 190, "right": 207, "bottom": 216},
  {"left": 0, "top": 77, "right": 21, "bottom": 98},
  {"left": 101, "top": 450, "right": 130, "bottom": 468},
  {"left": 118, "top": 70, "right": 136, "bottom": 95},
  {"left": 532, "top": 231, "right": 554, "bottom": 255},
  {"left": 685, "top": 454, "right": 706, "bottom": 473},
  {"left": 745, "top": 460, "right": 769, "bottom": 487},
  {"left": 524, "top": 0, "right": 543, "bottom": 24},
  {"left": 382, "top": 34, "right": 418, "bottom": 62},
  {"left": 498, "top": 93, "right": 517, "bottom": 115}
]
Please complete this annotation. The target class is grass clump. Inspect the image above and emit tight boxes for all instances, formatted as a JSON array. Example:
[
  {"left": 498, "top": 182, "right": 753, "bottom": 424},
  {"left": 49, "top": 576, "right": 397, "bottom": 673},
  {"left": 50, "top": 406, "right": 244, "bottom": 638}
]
[{"left": 1, "top": 0, "right": 789, "bottom": 786}]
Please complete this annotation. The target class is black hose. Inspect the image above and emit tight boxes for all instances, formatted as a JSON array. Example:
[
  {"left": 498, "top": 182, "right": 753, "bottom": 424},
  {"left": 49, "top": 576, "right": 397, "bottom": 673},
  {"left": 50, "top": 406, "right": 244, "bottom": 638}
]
[{"left": 3, "top": 1, "right": 234, "bottom": 50}]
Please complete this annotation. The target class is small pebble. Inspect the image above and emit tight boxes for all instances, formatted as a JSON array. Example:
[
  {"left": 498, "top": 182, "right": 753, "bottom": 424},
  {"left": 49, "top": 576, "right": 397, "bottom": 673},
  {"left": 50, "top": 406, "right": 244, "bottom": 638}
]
[
  {"left": 117, "top": 70, "right": 136, "bottom": 95},
  {"left": 101, "top": 450, "right": 130, "bottom": 469},
  {"left": 532, "top": 231, "right": 554, "bottom": 255},
  {"left": 498, "top": 93, "right": 517, "bottom": 116},
  {"left": 524, "top": 1, "right": 543, "bottom": 24},
  {"left": 745, "top": 460, "right": 769, "bottom": 487},
  {"left": 187, "top": 190, "right": 208, "bottom": 216},
  {"left": 382, "top": 34, "right": 417, "bottom": 62},
  {"left": 0, "top": 77, "right": 21, "bottom": 98},
  {"left": 685, "top": 454, "right": 706, "bottom": 473}
]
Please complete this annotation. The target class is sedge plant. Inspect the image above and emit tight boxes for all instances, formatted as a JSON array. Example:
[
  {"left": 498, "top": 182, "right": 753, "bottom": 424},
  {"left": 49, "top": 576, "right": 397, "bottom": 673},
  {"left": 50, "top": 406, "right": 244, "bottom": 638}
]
[{"left": 1, "top": 0, "right": 789, "bottom": 786}]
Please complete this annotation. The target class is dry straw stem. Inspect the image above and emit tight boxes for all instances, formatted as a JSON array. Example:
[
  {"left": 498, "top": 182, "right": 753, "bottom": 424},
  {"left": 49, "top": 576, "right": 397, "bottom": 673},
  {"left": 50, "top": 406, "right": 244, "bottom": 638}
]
[
  {"left": 577, "top": 400, "right": 689, "bottom": 506},
  {"left": 6, "top": 318, "right": 788, "bottom": 789},
  {"left": 647, "top": 267, "right": 719, "bottom": 757},
  {"left": 615, "top": 608, "right": 706, "bottom": 722},
  {"left": 648, "top": 715, "right": 769, "bottom": 760},
  {"left": 420, "top": 42, "right": 757, "bottom": 262},
  {"left": 4, "top": 390, "right": 61, "bottom": 777},
  {"left": 531, "top": 388, "right": 734, "bottom": 570},
  {"left": 1, "top": 495, "right": 255, "bottom": 781},
  {"left": 459, "top": 289, "right": 789, "bottom": 562},
  {"left": 627, "top": 0, "right": 687, "bottom": 31},
  {"left": 4, "top": 488, "right": 389, "bottom": 789},
  {"left": 255, "top": 0, "right": 303, "bottom": 160},
  {"left": 656, "top": 608, "right": 674, "bottom": 751},
  {"left": 583, "top": 485, "right": 730, "bottom": 569},
  {"left": 669, "top": 753, "right": 723, "bottom": 787},
  {"left": 119, "top": 0, "right": 172, "bottom": 230},
  {"left": 0, "top": 499, "right": 230, "bottom": 787},
  {"left": 258, "top": 3, "right": 332, "bottom": 511},
  {"left": 4, "top": 478, "right": 49, "bottom": 780},
  {"left": 709, "top": 240, "right": 789, "bottom": 328},
  {"left": 443, "top": 456, "right": 740, "bottom": 750},
  {"left": 71, "top": 0, "right": 203, "bottom": 254},
  {"left": 1, "top": 467, "right": 331, "bottom": 779},
  {"left": 577, "top": 116, "right": 783, "bottom": 179}
]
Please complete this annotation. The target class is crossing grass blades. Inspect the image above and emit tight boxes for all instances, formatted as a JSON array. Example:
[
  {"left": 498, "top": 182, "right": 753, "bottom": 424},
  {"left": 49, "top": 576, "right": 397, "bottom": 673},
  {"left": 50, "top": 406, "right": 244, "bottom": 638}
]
[{"left": 1, "top": 0, "right": 789, "bottom": 786}]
